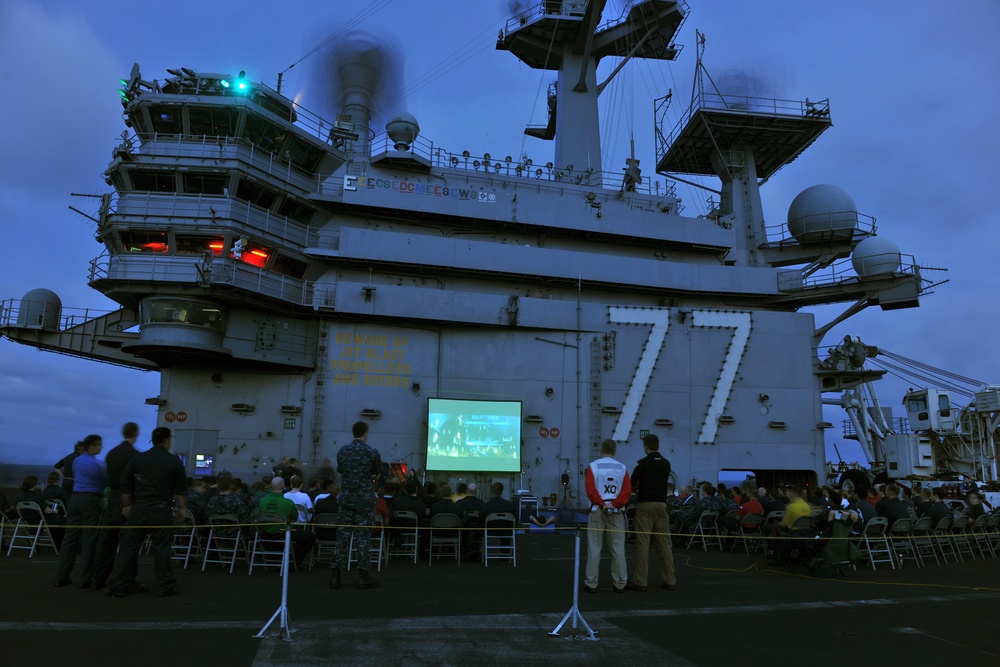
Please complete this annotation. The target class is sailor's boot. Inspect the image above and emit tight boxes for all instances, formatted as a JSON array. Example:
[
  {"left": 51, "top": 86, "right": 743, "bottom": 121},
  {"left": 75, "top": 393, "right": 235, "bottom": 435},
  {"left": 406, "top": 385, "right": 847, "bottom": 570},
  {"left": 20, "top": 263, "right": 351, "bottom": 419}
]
[
  {"left": 356, "top": 569, "right": 380, "bottom": 590},
  {"left": 329, "top": 569, "right": 341, "bottom": 589}
]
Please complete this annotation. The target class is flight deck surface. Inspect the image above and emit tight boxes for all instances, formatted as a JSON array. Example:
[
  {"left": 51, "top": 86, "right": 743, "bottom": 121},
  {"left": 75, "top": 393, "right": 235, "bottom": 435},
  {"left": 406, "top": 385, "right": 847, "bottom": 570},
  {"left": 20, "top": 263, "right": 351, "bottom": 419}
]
[{"left": 3, "top": 531, "right": 997, "bottom": 666}]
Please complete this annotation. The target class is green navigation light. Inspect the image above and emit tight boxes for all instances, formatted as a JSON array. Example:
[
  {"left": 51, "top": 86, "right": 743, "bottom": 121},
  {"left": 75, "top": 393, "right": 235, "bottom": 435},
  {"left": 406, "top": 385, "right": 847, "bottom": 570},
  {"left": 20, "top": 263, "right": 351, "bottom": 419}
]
[{"left": 220, "top": 79, "right": 230, "bottom": 89}]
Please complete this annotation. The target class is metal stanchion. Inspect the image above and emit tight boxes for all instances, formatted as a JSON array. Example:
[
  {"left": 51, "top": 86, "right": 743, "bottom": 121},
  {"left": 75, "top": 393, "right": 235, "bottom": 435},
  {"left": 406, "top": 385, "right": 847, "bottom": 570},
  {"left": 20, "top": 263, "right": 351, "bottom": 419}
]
[
  {"left": 255, "top": 526, "right": 296, "bottom": 641},
  {"left": 549, "top": 527, "right": 597, "bottom": 640}
]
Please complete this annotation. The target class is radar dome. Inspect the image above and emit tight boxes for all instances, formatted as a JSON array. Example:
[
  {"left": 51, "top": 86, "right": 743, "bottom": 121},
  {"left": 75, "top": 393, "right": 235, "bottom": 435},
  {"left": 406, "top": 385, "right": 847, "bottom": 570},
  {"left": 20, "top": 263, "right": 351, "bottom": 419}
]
[
  {"left": 386, "top": 113, "right": 420, "bottom": 151},
  {"left": 852, "top": 236, "right": 901, "bottom": 276},
  {"left": 787, "top": 184, "right": 859, "bottom": 243},
  {"left": 16, "top": 288, "right": 62, "bottom": 330}
]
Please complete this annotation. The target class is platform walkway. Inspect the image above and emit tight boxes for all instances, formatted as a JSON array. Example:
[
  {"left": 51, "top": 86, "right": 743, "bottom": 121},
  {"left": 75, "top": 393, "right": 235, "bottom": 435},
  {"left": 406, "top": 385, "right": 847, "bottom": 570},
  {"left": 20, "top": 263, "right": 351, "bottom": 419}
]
[{"left": 2, "top": 532, "right": 998, "bottom": 666}]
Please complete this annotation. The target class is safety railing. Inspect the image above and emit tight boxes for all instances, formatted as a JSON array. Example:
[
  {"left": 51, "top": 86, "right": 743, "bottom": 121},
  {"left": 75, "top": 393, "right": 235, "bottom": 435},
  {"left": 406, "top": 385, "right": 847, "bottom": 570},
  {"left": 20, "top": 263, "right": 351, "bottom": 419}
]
[
  {"left": 655, "top": 90, "right": 831, "bottom": 166},
  {"left": 761, "top": 211, "right": 878, "bottom": 245},
  {"left": 126, "top": 133, "right": 319, "bottom": 191},
  {"left": 777, "top": 253, "right": 919, "bottom": 291},
  {"left": 505, "top": 0, "right": 690, "bottom": 36},
  {"left": 112, "top": 193, "right": 317, "bottom": 247},
  {"left": 0, "top": 298, "right": 128, "bottom": 332},
  {"left": 88, "top": 254, "right": 310, "bottom": 307},
  {"left": 365, "top": 132, "right": 678, "bottom": 198}
]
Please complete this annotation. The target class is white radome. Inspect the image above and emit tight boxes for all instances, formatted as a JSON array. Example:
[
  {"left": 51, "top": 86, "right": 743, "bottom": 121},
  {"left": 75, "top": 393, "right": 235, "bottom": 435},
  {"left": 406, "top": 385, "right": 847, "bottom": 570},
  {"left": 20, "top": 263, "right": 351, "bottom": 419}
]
[
  {"left": 787, "top": 184, "right": 859, "bottom": 243},
  {"left": 852, "top": 236, "right": 902, "bottom": 276}
]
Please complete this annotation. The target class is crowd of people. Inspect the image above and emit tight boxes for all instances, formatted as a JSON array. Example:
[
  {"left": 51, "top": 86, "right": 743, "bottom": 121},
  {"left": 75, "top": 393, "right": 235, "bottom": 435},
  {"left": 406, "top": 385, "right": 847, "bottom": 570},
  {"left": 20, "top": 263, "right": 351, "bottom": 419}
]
[
  {"left": 4, "top": 420, "right": 994, "bottom": 596},
  {"left": 1, "top": 419, "right": 533, "bottom": 595}
]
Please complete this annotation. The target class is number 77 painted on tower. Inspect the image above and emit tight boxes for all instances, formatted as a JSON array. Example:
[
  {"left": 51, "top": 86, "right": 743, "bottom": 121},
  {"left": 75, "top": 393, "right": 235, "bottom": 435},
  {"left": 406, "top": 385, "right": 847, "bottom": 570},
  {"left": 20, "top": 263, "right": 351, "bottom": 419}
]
[{"left": 608, "top": 306, "right": 752, "bottom": 444}]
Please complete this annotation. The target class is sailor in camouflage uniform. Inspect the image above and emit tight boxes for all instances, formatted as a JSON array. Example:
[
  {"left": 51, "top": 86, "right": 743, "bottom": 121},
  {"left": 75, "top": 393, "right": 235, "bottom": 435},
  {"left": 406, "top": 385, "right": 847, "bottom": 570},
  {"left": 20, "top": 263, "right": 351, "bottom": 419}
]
[
  {"left": 207, "top": 477, "right": 250, "bottom": 537},
  {"left": 330, "top": 421, "right": 382, "bottom": 590}
]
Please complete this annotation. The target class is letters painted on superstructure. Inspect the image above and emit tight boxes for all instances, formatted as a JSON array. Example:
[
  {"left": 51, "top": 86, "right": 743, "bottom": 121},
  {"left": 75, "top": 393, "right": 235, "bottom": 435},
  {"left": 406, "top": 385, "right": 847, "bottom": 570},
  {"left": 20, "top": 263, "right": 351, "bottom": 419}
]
[
  {"left": 331, "top": 330, "right": 412, "bottom": 387},
  {"left": 343, "top": 175, "right": 498, "bottom": 202}
]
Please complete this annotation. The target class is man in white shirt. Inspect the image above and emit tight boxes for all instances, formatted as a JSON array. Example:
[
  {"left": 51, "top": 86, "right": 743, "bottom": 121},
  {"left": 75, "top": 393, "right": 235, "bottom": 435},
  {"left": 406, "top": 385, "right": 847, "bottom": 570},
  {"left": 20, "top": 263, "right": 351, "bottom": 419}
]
[{"left": 283, "top": 475, "right": 313, "bottom": 522}]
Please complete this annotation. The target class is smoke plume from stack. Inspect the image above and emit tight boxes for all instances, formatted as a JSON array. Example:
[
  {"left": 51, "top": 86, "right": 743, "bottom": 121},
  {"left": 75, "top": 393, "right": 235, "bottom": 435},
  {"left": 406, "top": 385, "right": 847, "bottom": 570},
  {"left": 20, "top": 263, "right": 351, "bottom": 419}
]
[{"left": 311, "top": 29, "right": 405, "bottom": 141}]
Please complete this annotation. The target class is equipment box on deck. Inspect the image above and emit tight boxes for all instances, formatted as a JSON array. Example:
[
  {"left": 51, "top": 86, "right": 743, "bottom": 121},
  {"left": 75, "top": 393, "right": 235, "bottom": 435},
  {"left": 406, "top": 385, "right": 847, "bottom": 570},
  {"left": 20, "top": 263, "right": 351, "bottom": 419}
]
[{"left": 513, "top": 493, "right": 537, "bottom": 525}]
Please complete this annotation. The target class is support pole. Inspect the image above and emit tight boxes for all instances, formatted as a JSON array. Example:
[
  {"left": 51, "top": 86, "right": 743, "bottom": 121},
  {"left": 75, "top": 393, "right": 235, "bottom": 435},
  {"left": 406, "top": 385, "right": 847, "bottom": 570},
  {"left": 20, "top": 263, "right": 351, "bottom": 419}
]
[
  {"left": 549, "top": 529, "right": 597, "bottom": 640},
  {"left": 255, "top": 527, "right": 296, "bottom": 641}
]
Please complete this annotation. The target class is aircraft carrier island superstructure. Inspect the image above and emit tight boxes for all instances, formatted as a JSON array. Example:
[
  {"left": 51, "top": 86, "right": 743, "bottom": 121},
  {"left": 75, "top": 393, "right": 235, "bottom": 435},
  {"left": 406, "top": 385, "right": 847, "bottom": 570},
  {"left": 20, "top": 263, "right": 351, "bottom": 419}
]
[{"left": 0, "top": 1, "right": 928, "bottom": 500}]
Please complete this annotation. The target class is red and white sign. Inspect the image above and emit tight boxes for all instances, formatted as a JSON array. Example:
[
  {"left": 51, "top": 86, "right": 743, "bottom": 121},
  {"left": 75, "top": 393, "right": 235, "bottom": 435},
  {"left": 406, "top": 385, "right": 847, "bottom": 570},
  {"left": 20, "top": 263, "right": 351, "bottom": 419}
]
[
  {"left": 549, "top": 427, "right": 560, "bottom": 438},
  {"left": 164, "top": 412, "right": 176, "bottom": 422},
  {"left": 176, "top": 411, "right": 188, "bottom": 423},
  {"left": 539, "top": 427, "right": 549, "bottom": 438}
]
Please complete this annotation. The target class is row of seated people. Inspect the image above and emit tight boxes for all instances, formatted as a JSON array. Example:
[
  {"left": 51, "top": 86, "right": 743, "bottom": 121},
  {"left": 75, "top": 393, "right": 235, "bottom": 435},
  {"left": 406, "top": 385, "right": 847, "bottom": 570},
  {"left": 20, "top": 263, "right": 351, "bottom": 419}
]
[
  {"left": 659, "top": 480, "right": 995, "bottom": 566},
  {"left": 187, "top": 475, "right": 521, "bottom": 568}
]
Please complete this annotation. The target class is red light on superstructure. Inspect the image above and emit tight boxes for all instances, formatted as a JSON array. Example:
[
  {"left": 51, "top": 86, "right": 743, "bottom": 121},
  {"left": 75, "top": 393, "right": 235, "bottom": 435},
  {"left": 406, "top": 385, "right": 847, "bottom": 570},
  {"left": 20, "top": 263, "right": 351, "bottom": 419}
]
[
  {"left": 143, "top": 242, "right": 169, "bottom": 252},
  {"left": 242, "top": 248, "right": 269, "bottom": 268},
  {"left": 208, "top": 242, "right": 224, "bottom": 255}
]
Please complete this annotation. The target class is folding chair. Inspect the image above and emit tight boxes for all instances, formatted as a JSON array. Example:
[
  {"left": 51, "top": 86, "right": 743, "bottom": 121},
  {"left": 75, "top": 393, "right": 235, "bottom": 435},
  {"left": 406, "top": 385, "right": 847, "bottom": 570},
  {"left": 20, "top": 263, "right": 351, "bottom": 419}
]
[
  {"left": 888, "top": 517, "right": 919, "bottom": 568},
  {"left": 201, "top": 513, "right": 246, "bottom": 573},
  {"left": 969, "top": 514, "right": 995, "bottom": 558},
  {"left": 483, "top": 512, "right": 517, "bottom": 567},
  {"left": 950, "top": 517, "right": 977, "bottom": 562},
  {"left": 388, "top": 510, "right": 419, "bottom": 564},
  {"left": 687, "top": 511, "right": 722, "bottom": 551},
  {"left": 931, "top": 517, "right": 959, "bottom": 563},
  {"left": 984, "top": 513, "right": 1000, "bottom": 557},
  {"left": 761, "top": 511, "right": 784, "bottom": 556},
  {"left": 857, "top": 517, "right": 893, "bottom": 570},
  {"left": 0, "top": 513, "right": 16, "bottom": 551},
  {"left": 348, "top": 514, "right": 385, "bottom": 572},
  {"left": 249, "top": 512, "right": 291, "bottom": 575},
  {"left": 910, "top": 516, "right": 939, "bottom": 566},
  {"left": 293, "top": 504, "right": 310, "bottom": 525},
  {"left": 428, "top": 513, "right": 461, "bottom": 566},
  {"left": 170, "top": 509, "right": 202, "bottom": 569},
  {"left": 309, "top": 513, "right": 339, "bottom": 569},
  {"left": 729, "top": 513, "right": 764, "bottom": 555},
  {"left": 45, "top": 498, "right": 68, "bottom": 517},
  {"left": 7, "top": 501, "right": 59, "bottom": 558},
  {"left": 790, "top": 515, "right": 814, "bottom": 532}
]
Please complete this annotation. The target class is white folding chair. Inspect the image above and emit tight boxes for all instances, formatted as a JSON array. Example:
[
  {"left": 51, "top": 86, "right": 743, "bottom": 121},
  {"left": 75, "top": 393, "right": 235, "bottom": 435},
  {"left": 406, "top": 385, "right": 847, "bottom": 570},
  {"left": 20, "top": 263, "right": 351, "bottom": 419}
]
[
  {"left": 909, "top": 516, "right": 939, "bottom": 566},
  {"left": 348, "top": 514, "right": 385, "bottom": 572},
  {"left": 687, "top": 510, "right": 722, "bottom": 551},
  {"left": 857, "top": 517, "right": 893, "bottom": 570},
  {"left": 729, "top": 513, "right": 764, "bottom": 555},
  {"left": 7, "top": 501, "right": 59, "bottom": 558},
  {"left": 428, "top": 513, "right": 461, "bottom": 566},
  {"left": 249, "top": 512, "right": 291, "bottom": 576},
  {"left": 969, "top": 515, "right": 996, "bottom": 558},
  {"left": 388, "top": 510, "right": 420, "bottom": 564},
  {"left": 888, "top": 517, "right": 919, "bottom": 568},
  {"left": 201, "top": 513, "right": 246, "bottom": 573},
  {"left": 170, "top": 509, "right": 202, "bottom": 569},
  {"left": 932, "top": 517, "right": 959, "bottom": 563},
  {"left": 309, "top": 513, "right": 339, "bottom": 569},
  {"left": 483, "top": 512, "right": 517, "bottom": 567},
  {"left": 950, "top": 516, "right": 977, "bottom": 562},
  {"left": 983, "top": 513, "right": 1000, "bottom": 557}
]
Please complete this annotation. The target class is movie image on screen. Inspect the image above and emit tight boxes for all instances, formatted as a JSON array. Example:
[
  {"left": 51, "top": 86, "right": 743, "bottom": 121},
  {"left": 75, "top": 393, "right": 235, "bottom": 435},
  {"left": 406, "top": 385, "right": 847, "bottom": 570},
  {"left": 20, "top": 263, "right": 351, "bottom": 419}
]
[{"left": 426, "top": 398, "right": 522, "bottom": 472}]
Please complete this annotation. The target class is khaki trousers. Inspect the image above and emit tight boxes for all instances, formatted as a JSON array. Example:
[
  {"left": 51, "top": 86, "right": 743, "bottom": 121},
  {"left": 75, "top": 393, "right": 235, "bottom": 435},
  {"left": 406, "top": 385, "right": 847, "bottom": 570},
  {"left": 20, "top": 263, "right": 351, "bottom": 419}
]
[{"left": 632, "top": 502, "right": 676, "bottom": 587}]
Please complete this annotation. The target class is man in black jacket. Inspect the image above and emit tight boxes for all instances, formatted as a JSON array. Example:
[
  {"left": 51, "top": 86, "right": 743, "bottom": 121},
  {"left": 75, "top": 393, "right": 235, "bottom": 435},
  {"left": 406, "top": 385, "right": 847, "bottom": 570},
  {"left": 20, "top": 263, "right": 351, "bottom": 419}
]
[
  {"left": 626, "top": 434, "right": 676, "bottom": 592},
  {"left": 876, "top": 484, "right": 909, "bottom": 528}
]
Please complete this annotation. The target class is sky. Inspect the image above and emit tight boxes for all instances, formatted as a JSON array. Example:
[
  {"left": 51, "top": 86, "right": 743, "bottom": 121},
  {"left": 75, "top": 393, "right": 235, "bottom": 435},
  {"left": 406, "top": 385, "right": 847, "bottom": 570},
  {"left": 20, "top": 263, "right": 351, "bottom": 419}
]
[{"left": 1, "top": 0, "right": 998, "bottom": 469}]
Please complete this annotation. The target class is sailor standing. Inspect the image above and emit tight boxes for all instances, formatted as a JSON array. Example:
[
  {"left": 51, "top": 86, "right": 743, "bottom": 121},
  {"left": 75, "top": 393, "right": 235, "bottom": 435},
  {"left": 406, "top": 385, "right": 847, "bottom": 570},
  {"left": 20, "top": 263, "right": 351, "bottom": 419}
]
[
  {"left": 583, "top": 439, "right": 632, "bottom": 593},
  {"left": 329, "top": 421, "right": 382, "bottom": 590}
]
